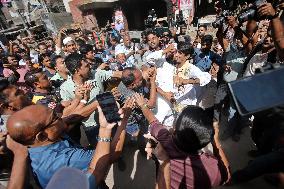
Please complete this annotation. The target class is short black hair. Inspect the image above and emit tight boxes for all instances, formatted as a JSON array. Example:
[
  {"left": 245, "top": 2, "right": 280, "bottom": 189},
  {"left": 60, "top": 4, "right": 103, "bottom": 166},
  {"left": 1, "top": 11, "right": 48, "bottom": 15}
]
[
  {"left": 38, "top": 53, "right": 50, "bottom": 64},
  {"left": 173, "top": 106, "right": 214, "bottom": 153},
  {"left": 79, "top": 44, "right": 93, "bottom": 55},
  {"left": 201, "top": 35, "right": 213, "bottom": 44},
  {"left": 37, "top": 42, "right": 47, "bottom": 49},
  {"left": 64, "top": 53, "right": 84, "bottom": 75},
  {"left": 75, "top": 38, "right": 86, "bottom": 48},
  {"left": 145, "top": 30, "right": 158, "bottom": 41},
  {"left": 177, "top": 42, "right": 194, "bottom": 56},
  {"left": 51, "top": 55, "right": 62, "bottom": 67},
  {"left": 0, "top": 79, "right": 12, "bottom": 107},
  {"left": 198, "top": 24, "right": 207, "bottom": 30},
  {"left": 24, "top": 69, "right": 42, "bottom": 88},
  {"left": 121, "top": 67, "right": 137, "bottom": 87}
]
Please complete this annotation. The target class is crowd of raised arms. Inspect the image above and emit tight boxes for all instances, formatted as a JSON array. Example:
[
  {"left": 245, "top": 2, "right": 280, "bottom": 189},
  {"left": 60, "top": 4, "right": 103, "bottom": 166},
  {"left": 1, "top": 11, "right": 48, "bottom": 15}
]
[{"left": 0, "top": 1, "right": 284, "bottom": 189}]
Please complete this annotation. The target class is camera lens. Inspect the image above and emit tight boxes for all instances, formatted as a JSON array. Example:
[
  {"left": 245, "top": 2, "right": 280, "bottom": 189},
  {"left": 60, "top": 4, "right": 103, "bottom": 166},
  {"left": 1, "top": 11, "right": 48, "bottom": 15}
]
[{"left": 238, "top": 9, "right": 256, "bottom": 23}]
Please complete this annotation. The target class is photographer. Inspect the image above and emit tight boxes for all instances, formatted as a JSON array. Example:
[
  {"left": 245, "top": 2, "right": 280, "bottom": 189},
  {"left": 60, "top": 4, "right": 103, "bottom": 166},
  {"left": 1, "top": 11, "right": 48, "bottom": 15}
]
[
  {"left": 257, "top": 2, "right": 284, "bottom": 61},
  {"left": 115, "top": 35, "right": 137, "bottom": 67},
  {"left": 55, "top": 28, "right": 78, "bottom": 57}
]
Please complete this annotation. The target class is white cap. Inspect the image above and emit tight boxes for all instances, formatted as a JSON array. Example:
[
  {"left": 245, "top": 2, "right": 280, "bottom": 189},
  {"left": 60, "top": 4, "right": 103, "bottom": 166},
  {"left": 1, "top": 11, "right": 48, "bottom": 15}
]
[
  {"left": 63, "top": 37, "right": 74, "bottom": 46},
  {"left": 115, "top": 50, "right": 125, "bottom": 57}
]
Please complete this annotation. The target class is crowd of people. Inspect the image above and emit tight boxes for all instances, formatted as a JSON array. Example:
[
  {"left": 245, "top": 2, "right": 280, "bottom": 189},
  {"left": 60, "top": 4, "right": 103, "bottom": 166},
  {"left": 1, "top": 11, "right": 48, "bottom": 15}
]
[{"left": 0, "top": 1, "right": 284, "bottom": 189}]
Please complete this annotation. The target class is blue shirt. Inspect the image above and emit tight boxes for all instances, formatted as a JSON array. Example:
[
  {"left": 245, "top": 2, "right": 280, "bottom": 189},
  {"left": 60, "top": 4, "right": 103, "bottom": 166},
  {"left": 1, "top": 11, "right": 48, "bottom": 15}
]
[
  {"left": 193, "top": 48, "right": 222, "bottom": 72},
  {"left": 28, "top": 139, "right": 94, "bottom": 188}
]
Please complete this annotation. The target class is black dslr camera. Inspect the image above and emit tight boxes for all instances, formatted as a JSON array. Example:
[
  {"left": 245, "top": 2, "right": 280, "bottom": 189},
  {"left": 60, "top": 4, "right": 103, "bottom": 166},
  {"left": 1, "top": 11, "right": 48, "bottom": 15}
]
[
  {"left": 238, "top": 0, "right": 267, "bottom": 23},
  {"left": 144, "top": 9, "right": 157, "bottom": 28},
  {"left": 238, "top": 0, "right": 283, "bottom": 23},
  {"left": 212, "top": 10, "right": 232, "bottom": 28}
]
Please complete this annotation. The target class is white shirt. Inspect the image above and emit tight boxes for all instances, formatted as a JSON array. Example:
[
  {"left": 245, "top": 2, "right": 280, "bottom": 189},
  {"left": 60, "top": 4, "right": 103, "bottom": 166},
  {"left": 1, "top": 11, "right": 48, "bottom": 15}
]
[
  {"left": 115, "top": 44, "right": 135, "bottom": 66},
  {"left": 154, "top": 61, "right": 176, "bottom": 127}
]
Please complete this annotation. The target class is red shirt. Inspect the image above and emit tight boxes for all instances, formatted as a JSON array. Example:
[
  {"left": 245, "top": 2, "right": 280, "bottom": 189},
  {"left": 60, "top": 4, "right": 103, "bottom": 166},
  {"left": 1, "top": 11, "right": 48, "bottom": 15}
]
[{"left": 150, "top": 121, "right": 225, "bottom": 189}]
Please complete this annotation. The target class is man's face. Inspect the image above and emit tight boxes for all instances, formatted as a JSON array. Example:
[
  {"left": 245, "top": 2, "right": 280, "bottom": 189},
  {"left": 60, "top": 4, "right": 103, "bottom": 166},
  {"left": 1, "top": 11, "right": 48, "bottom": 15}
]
[
  {"left": 198, "top": 27, "right": 206, "bottom": 37},
  {"left": 8, "top": 56, "right": 18, "bottom": 67},
  {"left": 78, "top": 60, "right": 91, "bottom": 79},
  {"left": 263, "top": 36, "right": 274, "bottom": 48},
  {"left": 110, "top": 39, "right": 117, "bottom": 46},
  {"left": 147, "top": 34, "right": 160, "bottom": 50},
  {"left": 116, "top": 53, "right": 126, "bottom": 64},
  {"left": 55, "top": 57, "right": 68, "bottom": 74},
  {"left": 86, "top": 50, "right": 94, "bottom": 61},
  {"left": 95, "top": 41, "right": 103, "bottom": 50},
  {"left": 43, "top": 109, "right": 66, "bottom": 142},
  {"left": 174, "top": 51, "right": 188, "bottom": 65},
  {"left": 123, "top": 36, "right": 131, "bottom": 47},
  {"left": 12, "top": 45, "right": 20, "bottom": 53},
  {"left": 181, "top": 26, "right": 187, "bottom": 35},
  {"left": 65, "top": 42, "right": 77, "bottom": 53},
  {"left": 162, "top": 32, "right": 170, "bottom": 44},
  {"left": 201, "top": 41, "right": 212, "bottom": 52},
  {"left": 42, "top": 56, "right": 52, "bottom": 68},
  {"left": 129, "top": 70, "right": 143, "bottom": 91},
  {"left": 120, "top": 29, "right": 126, "bottom": 36},
  {"left": 2, "top": 86, "right": 31, "bottom": 111},
  {"left": 88, "top": 34, "right": 94, "bottom": 41},
  {"left": 39, "top": 45, "right": 48, "bottom": 54}
]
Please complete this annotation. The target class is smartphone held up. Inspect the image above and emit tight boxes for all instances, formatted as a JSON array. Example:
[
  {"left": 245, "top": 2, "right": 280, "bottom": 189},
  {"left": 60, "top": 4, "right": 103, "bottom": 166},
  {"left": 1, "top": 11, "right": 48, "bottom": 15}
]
[{"left": 96, "top": 92, "right": 122, "bottom": 123}]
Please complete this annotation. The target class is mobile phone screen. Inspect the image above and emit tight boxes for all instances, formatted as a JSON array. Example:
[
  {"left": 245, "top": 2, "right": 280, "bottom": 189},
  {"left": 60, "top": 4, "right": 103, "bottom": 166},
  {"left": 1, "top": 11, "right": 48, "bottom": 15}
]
[
  {"left": 228, "top": 67, "right": 284, "bottom": 116},
  {"left": 96, "top": 92, "right": 121, "bottom": 123}
]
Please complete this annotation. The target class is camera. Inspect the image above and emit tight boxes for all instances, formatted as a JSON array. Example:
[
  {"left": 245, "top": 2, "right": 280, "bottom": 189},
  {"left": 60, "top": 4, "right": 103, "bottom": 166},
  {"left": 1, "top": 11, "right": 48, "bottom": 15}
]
[
  {"left": 212, "top": 10, "right": 231, "bottom": 28},
  {"left": 238, "top": 0, "right": 267, "bottom": 23},
  {"left": 65, "top": 28, "right": 81, "bottom": 35},
  {"left": 144, "top": 9, "right": 157, "bottom": 28}
]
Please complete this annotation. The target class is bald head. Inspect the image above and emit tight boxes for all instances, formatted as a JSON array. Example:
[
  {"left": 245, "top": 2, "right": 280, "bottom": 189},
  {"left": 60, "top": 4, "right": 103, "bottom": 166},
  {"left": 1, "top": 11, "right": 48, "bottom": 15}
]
[
  {"left": 121, "top": 67, "right": 142, "bottom": 89},
  {"left": 7, "top": 105, "right": 53, "bottom": 145}
]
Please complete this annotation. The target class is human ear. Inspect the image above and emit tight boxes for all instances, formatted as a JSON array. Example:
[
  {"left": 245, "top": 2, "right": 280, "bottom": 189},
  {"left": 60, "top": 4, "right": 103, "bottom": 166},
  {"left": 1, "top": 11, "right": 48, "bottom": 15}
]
[{"left": 35, "top": 131, "right": 48, "bottom": 143}]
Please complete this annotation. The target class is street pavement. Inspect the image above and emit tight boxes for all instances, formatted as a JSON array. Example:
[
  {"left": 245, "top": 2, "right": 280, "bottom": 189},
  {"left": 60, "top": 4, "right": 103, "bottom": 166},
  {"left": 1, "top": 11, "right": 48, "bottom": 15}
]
[{"left": 106, "top": 120, "right": 278, "bottom": 189}]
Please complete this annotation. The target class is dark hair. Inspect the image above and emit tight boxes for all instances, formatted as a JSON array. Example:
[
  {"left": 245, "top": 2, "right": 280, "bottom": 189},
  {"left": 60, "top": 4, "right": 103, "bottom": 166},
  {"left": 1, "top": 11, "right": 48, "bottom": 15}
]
[
  {"left": 201, "top": 35, "right": 213, "bottom": 44},
  {"left": 2, "top": 54, "right": 15, "bottom": 64},
  {"left": 24, "top": 69, "right": 42, "bottom": 88},
  {"left": 173, "top": 106, "right": 214, "bottom": 153},
  {"left": 0, "top": 79, "right": 11, "bottom": 107},
  {"left": 121, "top": 67, "right": 137, "bottom": 87},
  {"left": 198, "top": 24, "right": 207, "bottom": 30},
  {"left": 79, "top": 44, "right": 93, "bottom": 55},
  {"left": 145, "top": 30, "right": 158, "bottom": 41},
  {"left": 37, "top": 42, "right": 47, "bottom": 49},
  {"left": 38, "top": 53, "right": 50, "bottom": 64},
  {"left": 64, "top": 53, "right": 84, "bottom": 75},
  {"left": 51, "top": 55, "right": 62, "bottom": 68},
  {"left": 75, "top": 38, "right": 86, "bottom": 48},
  {"left": 177, "top": 42, "right": 194, "bottom": 56}
]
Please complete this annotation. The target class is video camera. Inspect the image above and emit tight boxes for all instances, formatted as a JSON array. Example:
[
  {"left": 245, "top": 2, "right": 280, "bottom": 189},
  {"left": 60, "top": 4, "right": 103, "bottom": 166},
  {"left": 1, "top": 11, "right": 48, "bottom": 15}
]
[
  {"left": 228, "top": 64, "right": 284, "bottom": 116},
  {"left": 238, "top": 0, "right": 283, "bottom": 23},
  {"left": 212, "top": 0, "right": 239, "bottom": 28},
  {"left": 212, "top": 10, "right": 232, "bottom": 28},
  {"left": 144, "top": 9, "right": 157, "bottom": 28}
]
